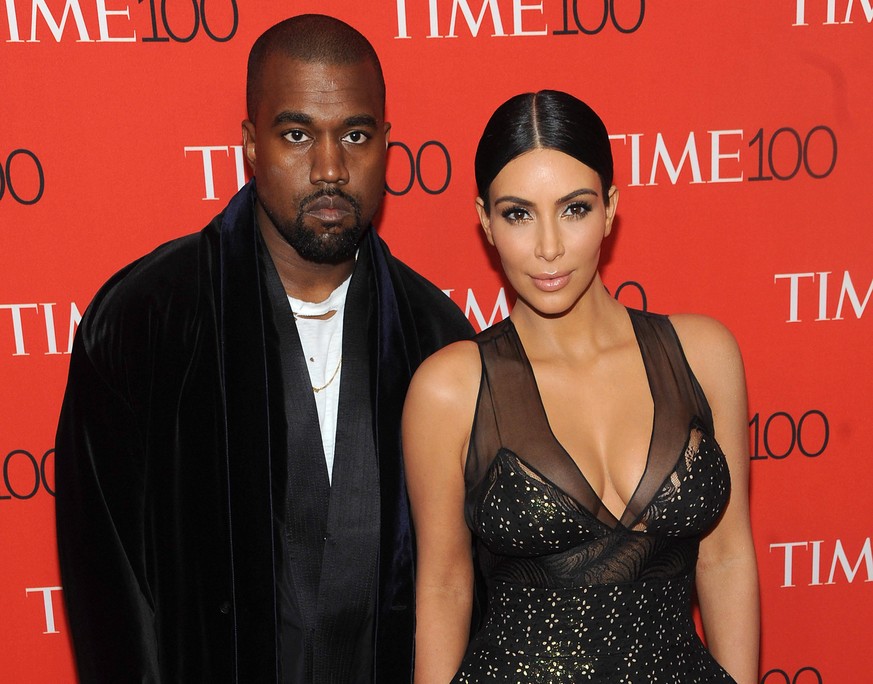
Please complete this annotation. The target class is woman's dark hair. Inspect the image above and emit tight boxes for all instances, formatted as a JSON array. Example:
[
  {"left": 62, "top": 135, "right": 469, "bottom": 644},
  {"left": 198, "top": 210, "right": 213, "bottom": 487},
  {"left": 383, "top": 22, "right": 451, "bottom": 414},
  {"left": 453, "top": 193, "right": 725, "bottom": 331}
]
[{"left": 474, "top": 90, "right": 614, "bottom": 209}]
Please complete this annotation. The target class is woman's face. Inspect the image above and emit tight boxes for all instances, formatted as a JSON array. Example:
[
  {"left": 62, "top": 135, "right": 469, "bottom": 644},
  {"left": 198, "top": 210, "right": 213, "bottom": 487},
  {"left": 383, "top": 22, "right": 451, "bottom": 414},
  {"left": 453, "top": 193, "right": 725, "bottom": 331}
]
[{"left": 476, "top": 148, "right": 618, "bottom": 318}]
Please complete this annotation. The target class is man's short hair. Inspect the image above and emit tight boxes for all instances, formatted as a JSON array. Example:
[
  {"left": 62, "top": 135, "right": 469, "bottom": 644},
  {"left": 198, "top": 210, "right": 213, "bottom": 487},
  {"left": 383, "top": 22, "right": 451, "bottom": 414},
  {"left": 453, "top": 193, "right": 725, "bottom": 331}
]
[{"left": 246, "top": 14, "right": 386, "bottom": 121}]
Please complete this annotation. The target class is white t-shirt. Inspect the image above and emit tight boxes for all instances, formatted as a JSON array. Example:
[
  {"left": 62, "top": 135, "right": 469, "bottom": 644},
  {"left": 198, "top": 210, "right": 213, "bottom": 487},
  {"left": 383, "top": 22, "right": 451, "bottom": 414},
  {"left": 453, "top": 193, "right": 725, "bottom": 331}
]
[{"left": 287, "top": 274, "right": 351, "bottom": 484}]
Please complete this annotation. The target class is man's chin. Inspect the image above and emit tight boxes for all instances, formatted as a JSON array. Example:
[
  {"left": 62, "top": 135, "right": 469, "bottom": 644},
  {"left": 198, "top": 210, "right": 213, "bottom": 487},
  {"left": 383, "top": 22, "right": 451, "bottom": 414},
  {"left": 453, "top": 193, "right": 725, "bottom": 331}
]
[
  {"left": 313, "top": 223, "right": 363, "bottom": 243},
  {"left": 282, "top": 226, "right": 363, "bottom": 264},
  {"left": 316, "top": 221, "right": 346, "bottom": 233},
  {"left": 305, "top": 246, "right": 359, "bottom": 265}
]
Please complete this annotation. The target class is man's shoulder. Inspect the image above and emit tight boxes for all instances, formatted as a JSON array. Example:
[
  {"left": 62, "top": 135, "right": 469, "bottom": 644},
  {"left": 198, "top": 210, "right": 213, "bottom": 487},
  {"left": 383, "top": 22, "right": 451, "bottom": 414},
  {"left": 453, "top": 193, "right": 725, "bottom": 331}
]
[
  {"left": 94, "top": 230, "right": 208, "bottom": 304},
  {"left": 380, "top": 250, "right": 474, "bottom": 353},
  {"left": 388, "top": 254, "right": 447, "bottom": 300},
  {"left": 387, "top": 254, "right": 468, "bottom": 326},
  {"left": 79, "top": 227, "right": 218, "bottom": 349}
]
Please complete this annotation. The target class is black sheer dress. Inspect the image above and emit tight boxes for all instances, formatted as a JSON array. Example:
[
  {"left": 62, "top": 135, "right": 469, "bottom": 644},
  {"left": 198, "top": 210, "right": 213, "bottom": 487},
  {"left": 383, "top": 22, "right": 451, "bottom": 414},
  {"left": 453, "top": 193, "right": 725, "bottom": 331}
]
[{"left": 453, "top": 309, "right": 735, "bottom": 682}]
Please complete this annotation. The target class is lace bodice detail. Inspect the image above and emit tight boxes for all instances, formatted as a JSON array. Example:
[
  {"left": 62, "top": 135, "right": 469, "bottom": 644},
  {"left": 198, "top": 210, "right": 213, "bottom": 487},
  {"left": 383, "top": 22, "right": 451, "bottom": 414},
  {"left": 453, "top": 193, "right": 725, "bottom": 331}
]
[
  {"left": 464, "top": 309, "right": 731, "bottom": 589},
  {"left": 455, "top": 309, "right": 736, "bottom": 682}
]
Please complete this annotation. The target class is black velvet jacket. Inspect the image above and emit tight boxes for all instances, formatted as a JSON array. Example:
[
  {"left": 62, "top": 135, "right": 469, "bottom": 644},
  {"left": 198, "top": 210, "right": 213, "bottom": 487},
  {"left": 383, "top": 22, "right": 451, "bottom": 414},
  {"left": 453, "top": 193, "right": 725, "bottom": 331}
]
[{"left": 55, "top": 182, "right": 473, "bottom": 683}]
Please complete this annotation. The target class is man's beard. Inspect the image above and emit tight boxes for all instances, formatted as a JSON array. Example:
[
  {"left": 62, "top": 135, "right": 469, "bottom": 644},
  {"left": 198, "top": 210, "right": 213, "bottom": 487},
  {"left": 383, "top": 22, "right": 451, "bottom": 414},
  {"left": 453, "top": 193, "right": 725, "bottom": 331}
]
[{"left": 268, "top": 188, "right": 366, "bottom": 264}]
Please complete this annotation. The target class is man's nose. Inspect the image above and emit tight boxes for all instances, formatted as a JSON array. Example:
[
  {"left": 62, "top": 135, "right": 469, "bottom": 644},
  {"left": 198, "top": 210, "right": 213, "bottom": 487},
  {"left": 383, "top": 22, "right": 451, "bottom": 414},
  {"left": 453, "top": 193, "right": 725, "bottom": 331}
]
[{"left": 310, "top": 139, "right": 349, "bottom": 185}]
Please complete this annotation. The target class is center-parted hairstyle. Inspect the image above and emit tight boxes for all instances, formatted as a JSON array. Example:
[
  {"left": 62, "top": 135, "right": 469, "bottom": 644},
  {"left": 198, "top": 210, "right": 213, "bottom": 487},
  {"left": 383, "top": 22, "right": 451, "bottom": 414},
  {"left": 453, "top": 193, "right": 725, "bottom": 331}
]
[
  {"left": 246, "top": 14, "right": 386, "bottom": 121},
  {"left": 475, "top": 90, "right": 614, "bottom": 208}
]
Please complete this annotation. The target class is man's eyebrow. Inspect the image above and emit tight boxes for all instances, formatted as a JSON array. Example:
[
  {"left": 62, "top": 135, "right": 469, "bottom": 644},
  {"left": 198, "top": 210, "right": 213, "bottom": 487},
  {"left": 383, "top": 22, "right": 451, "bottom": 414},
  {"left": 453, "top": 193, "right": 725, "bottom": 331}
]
[
  {"left": 273, "top": 110, "right": 312, "bottom": 126},
  {"left": 271, "top": 112, "right": 378, "bottom": 128},
  {"left": 344, "top": 114, "right": 378, "bottom": 128}
]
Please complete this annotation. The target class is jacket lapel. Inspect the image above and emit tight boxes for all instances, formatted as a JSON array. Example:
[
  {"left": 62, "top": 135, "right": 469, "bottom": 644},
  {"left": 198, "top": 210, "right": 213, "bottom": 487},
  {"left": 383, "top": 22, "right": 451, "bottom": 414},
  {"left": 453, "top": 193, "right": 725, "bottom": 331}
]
[
  {"left": 367, "top": 229, "right": 417, "bottom": 682},
  {"left": 259, "top": 232, "right": 331, "bottom": 674},
  {"left": 313, "top": 245, "right": 380, "bottom": 681},
  {"left": 217, "top": 182, "right": 280, "bottom": 682}
]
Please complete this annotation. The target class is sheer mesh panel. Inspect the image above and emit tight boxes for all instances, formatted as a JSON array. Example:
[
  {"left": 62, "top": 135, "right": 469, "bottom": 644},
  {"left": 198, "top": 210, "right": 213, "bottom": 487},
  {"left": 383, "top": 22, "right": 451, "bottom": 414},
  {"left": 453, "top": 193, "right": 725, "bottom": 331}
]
[
  {"left": 456, "top": 309, "right": 734, "bottom": 681},
  {"left": 466, "top": 321, "right": 616, "bottom": 529},
  {"left": 463, "top": 309, "right": 729, "bottom": 587}
]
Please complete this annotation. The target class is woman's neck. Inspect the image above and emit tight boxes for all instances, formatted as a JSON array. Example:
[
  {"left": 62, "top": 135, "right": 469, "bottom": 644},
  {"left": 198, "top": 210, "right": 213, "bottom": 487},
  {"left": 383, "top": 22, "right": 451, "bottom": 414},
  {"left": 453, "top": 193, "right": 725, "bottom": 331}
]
[{"left": 510, "top": 276, "right": 630, "bottom": 362}]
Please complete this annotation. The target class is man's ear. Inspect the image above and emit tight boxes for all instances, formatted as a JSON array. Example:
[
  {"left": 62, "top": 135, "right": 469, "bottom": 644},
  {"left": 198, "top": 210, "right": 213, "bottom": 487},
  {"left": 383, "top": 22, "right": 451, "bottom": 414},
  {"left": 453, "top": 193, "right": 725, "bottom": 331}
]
[{"left": 241, "top": 120, "right": 256, "bottom": 170}]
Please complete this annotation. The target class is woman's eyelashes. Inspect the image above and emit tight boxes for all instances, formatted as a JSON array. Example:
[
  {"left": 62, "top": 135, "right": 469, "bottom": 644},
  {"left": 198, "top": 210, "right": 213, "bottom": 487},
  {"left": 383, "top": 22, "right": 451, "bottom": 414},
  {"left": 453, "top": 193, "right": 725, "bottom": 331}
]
[
  {"left": 500, "top": 205, "right": 532, "bottom": 223},
  {"left": 498, "top": 201, "right": 594, "bottom": 224},
  {"left": 563, "top": 201, "right": 593, "bottom": 219}
]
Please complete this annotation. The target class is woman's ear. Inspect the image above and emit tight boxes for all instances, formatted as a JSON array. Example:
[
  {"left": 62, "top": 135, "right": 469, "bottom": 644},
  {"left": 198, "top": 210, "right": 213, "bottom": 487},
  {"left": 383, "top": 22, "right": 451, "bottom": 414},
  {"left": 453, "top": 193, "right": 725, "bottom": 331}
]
[
  {"left": 604, "top": 185, "right": 619, "bottom": 237},
  {"left": 475, "top": 197, "right": 495, "bottom": 246}
]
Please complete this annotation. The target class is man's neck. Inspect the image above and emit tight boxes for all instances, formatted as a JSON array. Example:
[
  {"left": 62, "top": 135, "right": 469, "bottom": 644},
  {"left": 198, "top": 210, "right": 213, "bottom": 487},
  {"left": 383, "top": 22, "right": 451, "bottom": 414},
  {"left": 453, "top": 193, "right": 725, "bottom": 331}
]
[{"left": 258, "top": 213, "right": 356, "bottom": 304}]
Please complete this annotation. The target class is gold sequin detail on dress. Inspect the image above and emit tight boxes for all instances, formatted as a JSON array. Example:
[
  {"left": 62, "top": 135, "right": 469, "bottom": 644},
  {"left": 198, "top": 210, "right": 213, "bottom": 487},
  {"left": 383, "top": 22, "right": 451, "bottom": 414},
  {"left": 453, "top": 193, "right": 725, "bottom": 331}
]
[{"left": 455, "top": 310, "right": 735, "bottom": 682}]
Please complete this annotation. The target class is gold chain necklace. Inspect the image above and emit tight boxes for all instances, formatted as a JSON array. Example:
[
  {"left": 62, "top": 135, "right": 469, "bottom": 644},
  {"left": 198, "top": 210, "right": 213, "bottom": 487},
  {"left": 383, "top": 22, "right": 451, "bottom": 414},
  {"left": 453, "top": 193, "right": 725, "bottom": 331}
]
[{"left": 312, "top": 356, "right": 342, "bottom": 394}]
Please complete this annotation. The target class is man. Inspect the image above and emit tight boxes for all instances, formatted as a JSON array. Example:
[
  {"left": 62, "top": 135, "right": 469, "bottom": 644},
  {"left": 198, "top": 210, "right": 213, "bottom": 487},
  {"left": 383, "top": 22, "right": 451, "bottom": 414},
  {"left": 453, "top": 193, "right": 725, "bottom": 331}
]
[{"left": 55, "top": 15, "right": 472, "bottom": 683}]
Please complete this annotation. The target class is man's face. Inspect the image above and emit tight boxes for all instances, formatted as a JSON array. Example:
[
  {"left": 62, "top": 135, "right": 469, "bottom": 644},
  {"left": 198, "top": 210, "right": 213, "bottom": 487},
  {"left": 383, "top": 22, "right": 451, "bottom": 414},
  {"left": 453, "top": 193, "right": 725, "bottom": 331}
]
[{"left": 243, "top": 56, "right": 389, "bottom": 264}]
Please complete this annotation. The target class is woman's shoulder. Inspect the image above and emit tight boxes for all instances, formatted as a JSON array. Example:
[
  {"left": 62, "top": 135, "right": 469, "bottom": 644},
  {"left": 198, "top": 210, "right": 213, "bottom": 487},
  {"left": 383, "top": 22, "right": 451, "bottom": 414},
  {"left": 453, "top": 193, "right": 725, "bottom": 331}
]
[
  {"left": 404, "top": 340, "right": 482, "bottom": 448},
  {"left": 666, "top": 312, "right": 746, "bottom": 401},
  {"left": 410, "top": 339, "right": 482, "bottom": 404},
  {"left": 667, "top": 313, "right": 741, "bottom": 359}
]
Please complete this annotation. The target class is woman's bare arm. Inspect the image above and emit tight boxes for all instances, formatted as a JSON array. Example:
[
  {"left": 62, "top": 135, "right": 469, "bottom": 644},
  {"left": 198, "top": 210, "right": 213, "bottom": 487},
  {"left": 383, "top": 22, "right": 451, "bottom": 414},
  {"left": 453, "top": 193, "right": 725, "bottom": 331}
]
[
  {"left": 672, "top": 314, "right": 760, "bottom": 684},
  {"left": 403, "top": 340, "right": 482, "bottom": 684}
]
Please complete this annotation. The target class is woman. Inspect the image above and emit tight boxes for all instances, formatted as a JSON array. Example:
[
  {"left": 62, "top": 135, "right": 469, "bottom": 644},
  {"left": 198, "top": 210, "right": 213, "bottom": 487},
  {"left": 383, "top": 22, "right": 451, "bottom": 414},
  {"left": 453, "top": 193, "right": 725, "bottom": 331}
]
[{"left": 402, "top": 91, "right": 759, "bottom": 683}]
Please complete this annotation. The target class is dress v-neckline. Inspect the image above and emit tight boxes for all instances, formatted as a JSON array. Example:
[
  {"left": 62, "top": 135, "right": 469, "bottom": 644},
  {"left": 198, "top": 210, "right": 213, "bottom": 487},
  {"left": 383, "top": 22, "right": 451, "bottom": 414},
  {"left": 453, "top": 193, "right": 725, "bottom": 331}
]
[{"left": 505, "top": 310, "right": 657, "bottom": 528}]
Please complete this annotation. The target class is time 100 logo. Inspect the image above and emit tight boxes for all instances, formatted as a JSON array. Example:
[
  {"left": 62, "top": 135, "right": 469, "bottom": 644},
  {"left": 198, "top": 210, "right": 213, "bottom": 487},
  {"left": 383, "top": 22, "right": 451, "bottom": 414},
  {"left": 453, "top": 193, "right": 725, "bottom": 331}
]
[{"left": 0, "top": 149, "right": 44, "bottom": 205}]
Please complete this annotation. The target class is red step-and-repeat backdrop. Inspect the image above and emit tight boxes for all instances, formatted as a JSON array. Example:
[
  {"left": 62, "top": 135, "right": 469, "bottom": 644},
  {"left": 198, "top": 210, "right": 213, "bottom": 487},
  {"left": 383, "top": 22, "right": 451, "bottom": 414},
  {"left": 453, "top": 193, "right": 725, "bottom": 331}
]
[{"left": 2, "top": 1, "right": 871, "bottom": 681}]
